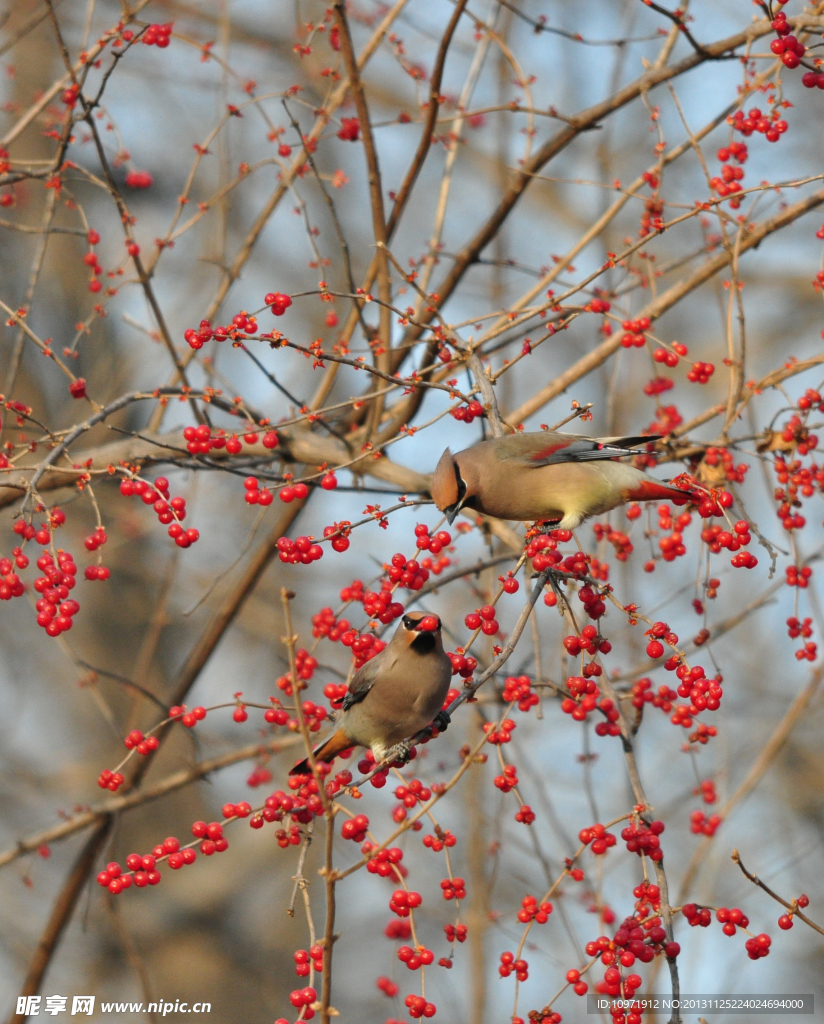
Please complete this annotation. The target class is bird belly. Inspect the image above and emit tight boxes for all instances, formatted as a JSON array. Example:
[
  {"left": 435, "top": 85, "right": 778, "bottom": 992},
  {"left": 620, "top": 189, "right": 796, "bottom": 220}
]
[
  {"left": 342, "top": 664, "right": 450, "bottom": 752},
  {"left": 475, "top": 463, "right": 619, "bottom": 526}
]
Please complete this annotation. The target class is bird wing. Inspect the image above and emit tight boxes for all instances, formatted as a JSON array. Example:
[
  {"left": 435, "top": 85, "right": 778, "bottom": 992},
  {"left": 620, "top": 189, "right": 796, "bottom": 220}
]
[
  {"left": 341, "top": 652, "right": 386, "bottom": 712},
  {"left": 510, "top": 432, "right": 662, "bottom": 467}
]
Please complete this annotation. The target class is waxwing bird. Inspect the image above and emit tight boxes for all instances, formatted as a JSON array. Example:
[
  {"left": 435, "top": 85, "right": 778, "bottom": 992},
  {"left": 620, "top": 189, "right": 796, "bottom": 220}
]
[
  {"left": 289, "top": 611, "right": 452, "bottom": 775},
  {"left": 431, "top": 431, "right": 689, "bottom": 530}
]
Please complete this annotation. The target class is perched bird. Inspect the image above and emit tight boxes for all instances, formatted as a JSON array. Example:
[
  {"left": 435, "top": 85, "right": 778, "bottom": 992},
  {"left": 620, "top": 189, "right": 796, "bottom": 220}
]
[
  {"left": 289, "top": 611, "right": 452, "bottom": 776},
  {"left": 431, "top": 431, "right": 689, "bottom": 530}
]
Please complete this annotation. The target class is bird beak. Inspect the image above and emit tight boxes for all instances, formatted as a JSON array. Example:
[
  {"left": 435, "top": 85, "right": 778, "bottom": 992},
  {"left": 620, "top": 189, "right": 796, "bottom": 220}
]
[{"left": 444, "top": 497, "right": 466, "bottom": 525}]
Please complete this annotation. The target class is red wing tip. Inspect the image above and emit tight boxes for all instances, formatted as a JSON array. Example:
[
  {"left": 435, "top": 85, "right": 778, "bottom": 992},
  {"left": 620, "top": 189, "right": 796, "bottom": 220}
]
[{"left": 626, "top": 480, "right": 692, "bottom": 502}]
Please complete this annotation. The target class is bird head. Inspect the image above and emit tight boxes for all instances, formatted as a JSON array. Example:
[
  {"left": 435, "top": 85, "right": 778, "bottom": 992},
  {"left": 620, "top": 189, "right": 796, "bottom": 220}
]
[
  {"left": 401, "top": 611, "right": 441, "bottom": 633},
  {"left": 400, "top": 611, "right": 442, "bottom": 654},
  {"left": 431, "top": 448, "right": 469, "bottom": 525}
]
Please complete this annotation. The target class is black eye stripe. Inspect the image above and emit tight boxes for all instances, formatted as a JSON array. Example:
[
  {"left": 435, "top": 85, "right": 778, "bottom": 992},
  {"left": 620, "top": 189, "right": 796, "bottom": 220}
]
[{"left": 453, "top": 462, "right": 466, "bottom": 500}]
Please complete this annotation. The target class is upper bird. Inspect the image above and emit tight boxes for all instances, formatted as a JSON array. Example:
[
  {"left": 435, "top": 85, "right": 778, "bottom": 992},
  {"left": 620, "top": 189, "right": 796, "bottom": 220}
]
[
  {"left": 289, "top": 611, "right": 452, "bottom": 776},
  {"left": 431, "top": 431, "right": 689, "bottom": 531}
]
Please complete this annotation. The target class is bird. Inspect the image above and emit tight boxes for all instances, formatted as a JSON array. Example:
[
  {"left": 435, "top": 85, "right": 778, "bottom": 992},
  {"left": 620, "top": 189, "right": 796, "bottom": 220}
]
[
  {"left": 289, "top": 611, "right": 453, "bottom": 776},
  {"left": 431, "top": 431, "right": 690, "bottom": 530}
]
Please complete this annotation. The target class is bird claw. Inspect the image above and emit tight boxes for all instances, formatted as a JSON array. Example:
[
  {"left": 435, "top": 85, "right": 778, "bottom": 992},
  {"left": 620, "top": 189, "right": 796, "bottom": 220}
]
[
  {"left": 432, "top": 709, "right": 451, "bottom": 733},
  {"left": 385, "top": 741, "right": 411, "bottom": 766}
]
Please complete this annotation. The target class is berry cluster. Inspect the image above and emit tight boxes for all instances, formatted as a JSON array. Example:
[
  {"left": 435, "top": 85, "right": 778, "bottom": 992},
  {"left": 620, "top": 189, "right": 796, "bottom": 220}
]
[
  {"left": 447, "top": 651, "right": 477, "bottom": 678},
  {"left": 143, "top": 22, "right": 172, "bottom": 47},
  {"left": 620, "top": 316, "right": 651, "bottom": 348},
  {"left": 499, "top": 951, "right": 528, "bottom": 980},
  {"left": 293, "top": 945, "right": 324, "bottom": 978},
  {"left": 643, "top": 375, "right": 674, "bottom": 397},
  {"left": 278, "top": 481, "right": 310, "bottom": 503},
  {"left": 181, "top": 424, "right": 279, "bottom": 455},
  {"left": 560, "top": 676, "right": 617, "bottom": 732},
  {"left": 583, "top": 913, "right": 678, "bottom": 972},
  {"left": 493, "top": 763, "right": 518, "bottom": 796},
  {"left": 125, "top": 170, "right": 153, "bottom": 188},
  {"left": 777, "top": 894, "right": 809, "bottom": 930},
  {"left": 97, "top": 769, "right": 124, "bottom": 791},
  {"left": 577, "top": 584, "right": 607, "bottom": 619},
  {"left": 276, "top": 535, "right": 323, "bottom": 564},
  {"left": 97, "top": 857, "right": 160, "bottom": 894},
  {"left": 439, "top": 876, "right": 465, "bottom": 900},
  {"left": 689, "top": 809, "right": 721, "bottom": 836},
  {"left": 517, "top": 894, "right": 553, "bottom": 923},
  {"left": 275, "top": 648, "right": 318, "bottom": 696},
  {"left": 422, "top": 829, "right": 455, "bottom": 852},
  {"left": 644, "top": 620, "right": 677, "bottom": 659},
  {"left": 33, "top": 549, "right": 79, "bottom": 636},
  {"left": 397, "top": 944, "right": 434, "bottom": 970},
  {"left": 364, "top": 844, "right": 404, "bottom": 877},
  {"left": 514, "top": 804, "right": 535, "bottom": 824},
  {"left": 395, "top": 778, "right": 432, "bottom": 807},
  {"left": 243, "top": 476, "right": 274, "bottom": 506},
  {"left": 120, "top": 476, "right": 199, "bottom": 548},
  {"left": 450, "top": 399, "right": 484, "bottom": 423},
  {"left": 287, "top": 986, "right": 316, "bottom": 1014},
  {"left": 340, "top": 813, "right": 369, "bottom": 841},
  {"left": 715, "top": 905, "right": 749, "bottom": 936},
  {"left": 312, "top": 607, "right": 351, "bottom": 640},
  {"left": 482, "top": 717, "right": 515, "bottom": 744},
  {"left": 653, "top": 341, "right": 688, "bottom": 368},
  {"left": 376, "top": 976, "right": 399, "bottom": 997},
  {"left": 578, "top": 822, "right": 618, "bottom": 856},
  {"left": 404, "top": 994, "right": 436, "bottom": 1019},
  {"left": 341, "top": 630, "right": 387, "bottom": 668},
  {"left": 266, "top": 292, "right": 293, "bottom": 316},
  {"left": 502, "top": 675, "right": 539, "bottom": 711},
  {"left": 687, "top": 360, "right": 715, "bottom": 384},
  {"left": 674, "top": 663, "right": 721, "bottom": 712},
  {"left": 191, "top": 820, "right": 230, "bottom": 855},
  {"left": 386, "top": 554, "right": 430, "bottom": 590},
  {"left": 0, "top": 548, "right": 26, "bottom": 601},
  {"left": 389, "top": 888, "right": 422, "bottom": 918},
  {"left": 385, "top": 919, "right": 412, "bottom": 940},
  {"left": 631, "top": 677, "right": 674, "bottom": 713},
  {"left": 413, "top": 524, "right": 451, "bottom": 553},
  {"left": 620, "top": 819, "right": 665, "bottom": 861},
  {"left": 592, "top": 521, "right": 633, "bottom": 561},
  {"left": 123, "top": 729, "right": 160, "bottom": 756},
  {"left": 730, "top": 106, "right": 788, "bottom": 145},
  {"left": 682, "top": 902, "right": 712, "bottom": 928},
  {"left": 464, "top": 604, "right": 499, "bottom": 635},
  {"left": 13, "top": 517, "right": 55, "bottom": 545},
  {"left": 337, "top": 117, "right": 360, "bottom": 142},
  {"left": 362, "top": 583, "right": 404, "bottom": 623}
]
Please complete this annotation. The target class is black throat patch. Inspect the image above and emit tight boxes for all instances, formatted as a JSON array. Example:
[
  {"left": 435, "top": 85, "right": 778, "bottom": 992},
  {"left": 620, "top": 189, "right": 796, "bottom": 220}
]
[{"left": 410, "top": 632, "right": 437, "bottom": 655}]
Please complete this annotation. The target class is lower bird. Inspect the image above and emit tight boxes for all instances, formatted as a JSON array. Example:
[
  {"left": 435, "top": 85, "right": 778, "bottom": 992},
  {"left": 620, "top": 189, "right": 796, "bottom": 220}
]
[
  {"left": 431, "top": 431, "right": 690, "bottom": 530},
  {"left": 289, "top": 611, "right": 452, "bottom": 776}
]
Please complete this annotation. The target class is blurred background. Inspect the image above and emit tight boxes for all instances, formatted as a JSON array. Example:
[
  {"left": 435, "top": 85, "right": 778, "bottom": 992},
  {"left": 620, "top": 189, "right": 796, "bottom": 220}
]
[{"left": 1, "top": 0, "right": 824, "bottom": 1021}]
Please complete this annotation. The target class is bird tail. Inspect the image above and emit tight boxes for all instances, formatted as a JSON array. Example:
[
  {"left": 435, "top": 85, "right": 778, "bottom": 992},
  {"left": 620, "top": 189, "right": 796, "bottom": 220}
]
[
  {"left": 610, "top": 434, "right": 663, "bottom": 450},
  {"left": 288, "top": 728, "right": 354, "bottom": 776}
]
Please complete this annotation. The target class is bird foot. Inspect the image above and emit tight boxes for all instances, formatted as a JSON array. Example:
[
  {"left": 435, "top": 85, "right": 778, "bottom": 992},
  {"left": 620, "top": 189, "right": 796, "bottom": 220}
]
[
  {"left": 383, "top": 741, "right": 412, "bottom": 767},
  {"left": 432, "top": 709, "right": 451, "bottom": 733}
]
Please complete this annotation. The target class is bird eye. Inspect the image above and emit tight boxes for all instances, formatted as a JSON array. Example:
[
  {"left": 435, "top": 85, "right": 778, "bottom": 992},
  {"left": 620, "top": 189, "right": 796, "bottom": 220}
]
[{"left": 402, "top": 616, "right": 414, "bottom": 630}]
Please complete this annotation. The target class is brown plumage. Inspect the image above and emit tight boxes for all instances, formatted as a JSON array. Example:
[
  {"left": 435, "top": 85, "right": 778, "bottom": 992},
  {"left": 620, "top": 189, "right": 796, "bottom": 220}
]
[
  {"left": 431, "top": 431, "right": 689, "bottom": 530},
  {"left": 289, "top": 611, "right": 452, "bottom": 776}
]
